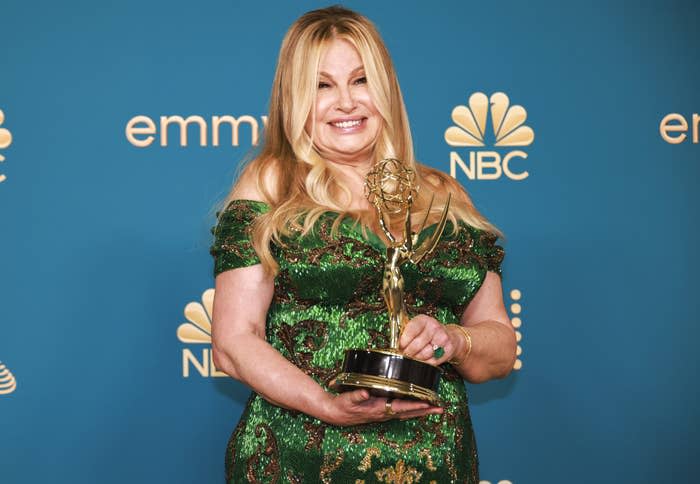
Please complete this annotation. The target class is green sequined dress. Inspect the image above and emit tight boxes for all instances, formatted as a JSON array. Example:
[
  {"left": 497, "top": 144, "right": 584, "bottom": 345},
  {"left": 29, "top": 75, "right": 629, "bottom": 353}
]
[{"left": 210, "top": 199, "right": 504, "bottom": 484}]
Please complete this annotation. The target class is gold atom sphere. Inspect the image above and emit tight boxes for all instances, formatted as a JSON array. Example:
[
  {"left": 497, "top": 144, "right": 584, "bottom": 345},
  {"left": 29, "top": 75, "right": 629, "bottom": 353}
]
[{"left": 365, "top": 158, "right": 417, "bottom": 213}]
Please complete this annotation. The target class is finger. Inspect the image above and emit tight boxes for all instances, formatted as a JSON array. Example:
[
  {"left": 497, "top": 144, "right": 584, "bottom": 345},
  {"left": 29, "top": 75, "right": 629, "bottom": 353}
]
[
  {"left": 431, "top": 329, "right": 450, "bottom": 348},
  {"left": 347, "top": 389, "right": 370, "bottom": 404},
  {"left": 402, "top": 325, "right": 435, "bottom": 357},
  {"left": 371, "top": 398, "right": 424, "bottom": 421},
  {"left": 364, "top": 398, "right": 395, "bottom": 422},
  {"left": 414, "top": 343, "right": 435, "bottom": 362},
  {"left": 402, "top": 316, "right": 440, "bottom": 357},
  {"left": 398, "top": 402, "right": 443, "bottom": 414},
  {"left": 363, "top": 396, "right": 397, "bottom": 416},
  {"left": 398, "top": 407, "right": 444, "bottom": 420},
  {"left": 399, "top": 316, "right": 427, "bottom": 350},
  {"left": 387, "top": 398, "right": 431, "bottom": 414},
  {"left": 415, "top": 326, "right": 452, "bottom": 362},
  {"left": 424, "top": 334, "right": 455, "bottom": 365}
]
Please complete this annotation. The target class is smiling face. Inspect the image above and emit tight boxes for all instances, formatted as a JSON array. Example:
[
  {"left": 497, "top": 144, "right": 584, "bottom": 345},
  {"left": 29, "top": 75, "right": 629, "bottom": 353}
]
[{"left": 305, "top": 37, "right": 382, "bottom": 170}]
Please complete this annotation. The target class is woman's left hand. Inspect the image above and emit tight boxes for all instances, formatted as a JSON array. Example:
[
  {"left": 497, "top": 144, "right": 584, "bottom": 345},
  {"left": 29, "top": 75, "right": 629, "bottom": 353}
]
[{"left": 399, "top": 315, "right": 458, "bottom": 366}]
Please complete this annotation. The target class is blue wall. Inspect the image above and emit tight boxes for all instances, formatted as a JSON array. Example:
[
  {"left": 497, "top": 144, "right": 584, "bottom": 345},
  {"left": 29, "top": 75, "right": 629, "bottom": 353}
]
[{"left": 1, "top": 1, "right": 699, "bottom": 483}]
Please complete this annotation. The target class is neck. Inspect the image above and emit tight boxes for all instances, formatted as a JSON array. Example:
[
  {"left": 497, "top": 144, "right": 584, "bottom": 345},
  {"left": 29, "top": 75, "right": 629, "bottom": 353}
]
[{"left": 326, "top": 160, "right": 375, "bottom": 211}]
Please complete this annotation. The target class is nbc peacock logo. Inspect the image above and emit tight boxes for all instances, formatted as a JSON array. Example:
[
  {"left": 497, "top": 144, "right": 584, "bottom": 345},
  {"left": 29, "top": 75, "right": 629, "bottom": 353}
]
[
  {"left": 0, "top": 361, "right": 17, "bottom": 395},
  {"left": 176, "top": 288, "right": 227, "bottom": 378},
  {"left": 445, "top": 92, "right": 534, "bottom": 181},
  {"left": 0, "top": 109, "right": 13, "bottom": 183}
]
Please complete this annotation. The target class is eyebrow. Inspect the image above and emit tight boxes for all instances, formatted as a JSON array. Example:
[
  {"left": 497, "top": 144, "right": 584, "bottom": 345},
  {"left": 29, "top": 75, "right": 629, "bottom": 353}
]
[{"left": 319, "top": 66, "right": 365, "bottom": 77}]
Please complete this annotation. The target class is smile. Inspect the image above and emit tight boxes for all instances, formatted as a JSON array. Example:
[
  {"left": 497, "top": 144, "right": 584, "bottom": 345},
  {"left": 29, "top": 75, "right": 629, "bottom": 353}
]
[{"left": 330, "top": 118, "right": 365, "bottom": 129}]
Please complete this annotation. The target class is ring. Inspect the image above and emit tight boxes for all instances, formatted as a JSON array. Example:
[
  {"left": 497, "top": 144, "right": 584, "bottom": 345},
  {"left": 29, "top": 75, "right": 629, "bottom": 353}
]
[
  {"left": 384, "top": 399, "right": 396, "bottom": 416},
  {"left": 432, "top": 344, "right": 445, "bottom": 359}
]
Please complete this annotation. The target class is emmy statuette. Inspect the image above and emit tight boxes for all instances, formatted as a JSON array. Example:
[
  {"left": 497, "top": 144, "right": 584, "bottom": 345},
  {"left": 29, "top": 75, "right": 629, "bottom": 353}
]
[{"left": 333, "top": 158, "right": 451, "bottom": 405}]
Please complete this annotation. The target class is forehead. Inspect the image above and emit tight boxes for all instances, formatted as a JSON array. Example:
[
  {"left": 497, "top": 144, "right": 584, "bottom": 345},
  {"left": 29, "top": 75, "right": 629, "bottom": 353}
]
[{"left": 318, "top": 38, "right": 364, "bottom": 76}]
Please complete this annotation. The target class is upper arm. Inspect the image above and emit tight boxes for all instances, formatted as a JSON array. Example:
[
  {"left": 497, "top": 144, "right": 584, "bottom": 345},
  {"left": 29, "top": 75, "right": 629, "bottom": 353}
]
[
  {"left": 212, "top": 264, "right": 274, "bottom": 350},
  {"left": 458, "top": 224, "right": 508, "bottom": 328},
  {"left": 209, "top": 175, "right": 275, "bottom": 352},
  {"left": 461, "top": 271, "right": 511, "bottom": 329}
]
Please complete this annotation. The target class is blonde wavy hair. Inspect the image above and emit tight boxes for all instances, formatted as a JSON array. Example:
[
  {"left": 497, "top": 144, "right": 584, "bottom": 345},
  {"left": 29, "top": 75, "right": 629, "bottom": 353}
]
[{"left": 217, "top": 5, "right": 501, "bottom": 275}]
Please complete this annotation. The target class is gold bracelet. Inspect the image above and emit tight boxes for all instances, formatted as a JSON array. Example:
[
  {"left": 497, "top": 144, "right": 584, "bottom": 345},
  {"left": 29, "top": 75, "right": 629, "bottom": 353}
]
[{"left": 447, "top": 324, "right": 472, "bottom": 366}]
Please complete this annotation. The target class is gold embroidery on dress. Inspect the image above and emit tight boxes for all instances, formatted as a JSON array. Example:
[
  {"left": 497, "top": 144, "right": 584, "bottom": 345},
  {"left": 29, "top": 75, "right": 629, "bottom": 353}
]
[
  {"left": 303, "top": 421, "right": 326, "bottom": 451},
  {"left": 375, "top": 459, "right": 423, "bottom": 483},
  {"left": 445, "top": 451, "right": 458, "bottom": 482},
  {"left": 286, "top": 470, "right": 303, "bottom": 484},
  {"left": 277, "top": 319, "right": 330, "bottom": 380},
  {"left": 358, "top": 447, "right": 381, "bottom": 472},
  {"left": 341, "top": 429, "right": 366, "bottom": 445},
  {"left": 418, "top": 449, "right": 437, "bottom": 471},
  {"left": 245, "top": 424, "right": 281, "bottom": 483},
  {"left": 378, "top": 426, "right": 423, "bottom": 451},
  {"left": 320, "top": 448, "right": 345, "bottom": 484}
]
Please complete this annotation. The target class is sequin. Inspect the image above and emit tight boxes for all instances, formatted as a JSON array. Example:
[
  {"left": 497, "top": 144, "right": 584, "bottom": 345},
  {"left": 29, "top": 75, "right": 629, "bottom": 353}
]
[
  {"left": 211, "top": 199, "right": 505, "bottom": 484},
  {"left": 375, "top": 460, "right": 422, "bottom": 483},
  {"left": 358, "top": 448, "right": 381, "bottom": 472}
]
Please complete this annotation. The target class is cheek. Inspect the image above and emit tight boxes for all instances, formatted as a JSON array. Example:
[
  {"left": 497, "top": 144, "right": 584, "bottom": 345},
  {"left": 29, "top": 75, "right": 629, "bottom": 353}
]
[
  {"left": 314, "top": 94, "right": 333, "bottom": 118},
  {"left": 358, "top": 90, "right": 379, "bottom": 113}
]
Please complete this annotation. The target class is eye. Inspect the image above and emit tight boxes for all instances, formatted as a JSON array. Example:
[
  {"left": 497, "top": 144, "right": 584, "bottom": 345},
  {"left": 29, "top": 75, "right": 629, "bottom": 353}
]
[
  {"left": 318, "top": 81, "right": 331, "bottom": 89},
  {"left": 354, "top": 76, "right": 367, "bottom": 85}
]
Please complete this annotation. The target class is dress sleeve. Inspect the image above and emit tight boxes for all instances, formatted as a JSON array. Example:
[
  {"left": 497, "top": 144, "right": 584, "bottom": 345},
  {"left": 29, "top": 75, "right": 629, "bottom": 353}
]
[
  {"left": 209, "top": 199, "right": 269, "bottom": 277},
  {"left": 469, "top": 226, "right": 505, "bottom": 277}
]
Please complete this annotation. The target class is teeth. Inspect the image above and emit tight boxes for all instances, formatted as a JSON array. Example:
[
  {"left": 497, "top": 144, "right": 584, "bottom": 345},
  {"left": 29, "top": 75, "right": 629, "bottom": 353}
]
[{"left": 332, "top": 119, "right": 362, "bottom": 128}]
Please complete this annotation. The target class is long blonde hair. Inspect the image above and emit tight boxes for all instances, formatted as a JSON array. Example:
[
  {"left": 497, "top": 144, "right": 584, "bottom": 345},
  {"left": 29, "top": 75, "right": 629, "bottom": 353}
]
[{"left": 217, "top": 5, "right": 501, "bottom": 275}]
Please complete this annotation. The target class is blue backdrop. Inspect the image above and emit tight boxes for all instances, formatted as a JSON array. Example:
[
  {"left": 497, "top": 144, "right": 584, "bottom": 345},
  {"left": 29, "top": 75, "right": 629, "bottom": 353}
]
[{"left": 1, "top": 1, "right": 699, "bottom": 483}]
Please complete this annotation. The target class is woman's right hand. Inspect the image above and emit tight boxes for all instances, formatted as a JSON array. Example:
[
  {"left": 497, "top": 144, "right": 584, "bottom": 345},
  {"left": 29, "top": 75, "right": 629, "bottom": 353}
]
[{"left": 320, "top": 388, "right": 443, "bottom": 426}]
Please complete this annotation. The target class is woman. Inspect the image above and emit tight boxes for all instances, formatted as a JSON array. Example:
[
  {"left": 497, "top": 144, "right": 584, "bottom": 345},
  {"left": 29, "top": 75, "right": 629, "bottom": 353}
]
[{"left": 210, "top": 6, "right": 517, "bottom": 483}]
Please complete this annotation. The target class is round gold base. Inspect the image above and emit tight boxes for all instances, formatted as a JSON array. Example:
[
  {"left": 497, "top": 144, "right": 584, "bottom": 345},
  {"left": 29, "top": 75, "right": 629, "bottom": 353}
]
[{"left": 334, "top": 371, "right": 440, "bottom": 406}]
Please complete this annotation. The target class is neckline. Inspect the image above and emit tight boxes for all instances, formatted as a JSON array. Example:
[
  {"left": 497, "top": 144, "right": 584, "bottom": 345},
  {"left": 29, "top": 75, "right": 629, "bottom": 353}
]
[{"left": 225, "top": 198, "right": 448, "bottom": 254}]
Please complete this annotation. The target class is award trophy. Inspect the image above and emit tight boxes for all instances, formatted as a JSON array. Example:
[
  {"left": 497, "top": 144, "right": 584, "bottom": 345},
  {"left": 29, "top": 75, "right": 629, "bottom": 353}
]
[{"left": 334, "top": 158, "right": 451, "bottom": 405}]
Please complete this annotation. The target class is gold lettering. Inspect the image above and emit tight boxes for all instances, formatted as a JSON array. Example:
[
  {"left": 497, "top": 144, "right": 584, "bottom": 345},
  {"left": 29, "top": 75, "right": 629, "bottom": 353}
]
[
  {"left": 450, "top": 151, "right": 475, "bottom": 179},
  {"left": 125, "top": 114, "right": 267, "bottom": 147},
  {"left": 660, "top": 113, "right": 687, "bottom": 144},
  {"left": 502, "top": 150, "right": 529, "bottom": 180},
  {"left": 182, "top": 348, "right": 209, "bottom": 377},
  {"left": 693, "top": 113, "right": 699, "bottom": 143},
  {"left": 160, "top": 115, "right": 207, "bottom": 147},
  {"left": 125, "top": 115, "right": 156, "bottom": 147},
  {"left": 212, "top": 115, "right": 259, "bottom": 147},
  {"left": 477, "top": 151, "right": 502, "bottom": 180}
]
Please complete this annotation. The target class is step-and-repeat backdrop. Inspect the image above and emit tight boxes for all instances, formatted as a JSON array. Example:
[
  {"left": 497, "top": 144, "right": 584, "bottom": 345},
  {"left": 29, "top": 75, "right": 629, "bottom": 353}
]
[{"left": 2, "top": 1, "right": 699, "bottom": 483}]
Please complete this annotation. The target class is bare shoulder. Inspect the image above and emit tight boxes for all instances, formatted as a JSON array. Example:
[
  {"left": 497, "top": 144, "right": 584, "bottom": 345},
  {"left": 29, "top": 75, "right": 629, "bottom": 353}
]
[{"left": 230, "top": 157, "right": 281, "bottom": 202}]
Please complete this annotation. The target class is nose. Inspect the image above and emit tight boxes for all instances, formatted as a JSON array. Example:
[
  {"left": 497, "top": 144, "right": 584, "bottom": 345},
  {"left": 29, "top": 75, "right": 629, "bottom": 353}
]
[{"left": 336, "top": 85, "right": 356, "bottom": 112}]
